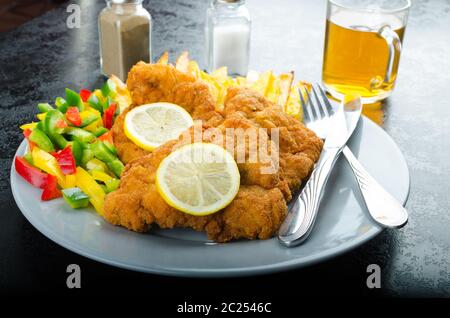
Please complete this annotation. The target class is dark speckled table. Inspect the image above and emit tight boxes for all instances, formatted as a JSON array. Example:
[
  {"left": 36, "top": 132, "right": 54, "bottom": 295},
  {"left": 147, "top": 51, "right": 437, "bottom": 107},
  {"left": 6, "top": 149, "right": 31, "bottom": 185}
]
[{"left": 1, "top": 0, "right": 449, "bottom": 298}]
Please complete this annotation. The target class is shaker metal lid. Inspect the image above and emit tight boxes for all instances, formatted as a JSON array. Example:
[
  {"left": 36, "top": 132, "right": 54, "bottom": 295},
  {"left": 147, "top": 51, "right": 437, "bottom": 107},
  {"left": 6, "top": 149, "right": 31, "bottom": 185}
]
[
  {"left": 218, "top": 0, "right": 243, "bottom": 3},
  {"left": 110, "top": 0, "right": 142, "bottom": 4}
]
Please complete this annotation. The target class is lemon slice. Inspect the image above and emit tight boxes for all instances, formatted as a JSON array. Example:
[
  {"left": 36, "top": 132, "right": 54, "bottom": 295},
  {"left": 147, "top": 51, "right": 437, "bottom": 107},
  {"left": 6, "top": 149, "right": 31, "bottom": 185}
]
[
  {"left": 156, "top": 143, "right": 240, "bottom": 216},
  {"left": 124, "top": 103, "right": 194, "bottom": 151}
]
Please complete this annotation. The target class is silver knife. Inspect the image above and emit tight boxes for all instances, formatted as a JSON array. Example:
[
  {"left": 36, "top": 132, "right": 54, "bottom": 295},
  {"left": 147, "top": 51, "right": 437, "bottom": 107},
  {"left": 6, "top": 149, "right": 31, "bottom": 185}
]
[{"left": 278, "top": 96, "right": 362, "bottom": 247}]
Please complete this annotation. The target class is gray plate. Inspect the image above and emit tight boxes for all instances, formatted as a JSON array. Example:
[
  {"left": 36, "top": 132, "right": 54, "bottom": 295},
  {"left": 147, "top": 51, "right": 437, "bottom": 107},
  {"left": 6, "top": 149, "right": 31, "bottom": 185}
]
[{"left": 11, "top": 116, "right": 410, "bottom": 277}]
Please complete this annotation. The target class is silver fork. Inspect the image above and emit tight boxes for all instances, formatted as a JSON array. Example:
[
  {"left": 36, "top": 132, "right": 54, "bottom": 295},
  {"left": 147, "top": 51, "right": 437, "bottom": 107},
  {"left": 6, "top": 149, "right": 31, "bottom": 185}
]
[{"left": 297, "top": 85, "right": 408, "bottom": 229}]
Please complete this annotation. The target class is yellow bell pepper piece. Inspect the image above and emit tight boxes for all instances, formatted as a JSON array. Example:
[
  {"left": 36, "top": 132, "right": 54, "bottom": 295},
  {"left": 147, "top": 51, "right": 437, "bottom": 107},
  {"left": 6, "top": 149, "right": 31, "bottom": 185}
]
[
  {"left": 20, "top": 122, "right": 38, "bottom": 130},
  {"left": 65, "top": 174, "right": 77, "bottom": 188},
  {"left": 83, "top": 118, "right": 102, "bottom": 132},
  {"left": 82, "top": 108, "right": 101, "bottom": 118},
  {"left": 91, "top": 170, "right": 114, "bottom": 183},
  {"left": 37, "top": 113, "right": 47, "bottom": 121},
  {"left": 93, "top": 89, "right": 107, "bottom": 108},
  {"left": 75, "top": 167, "right": 105, "bottom": 215},
  {"left": 31, "top": 147, "right": 65, "bottom": 188}
]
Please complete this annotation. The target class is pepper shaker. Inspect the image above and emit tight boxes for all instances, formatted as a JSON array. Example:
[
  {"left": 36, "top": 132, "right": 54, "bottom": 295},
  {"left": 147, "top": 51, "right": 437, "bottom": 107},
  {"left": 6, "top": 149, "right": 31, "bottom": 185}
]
[{"left": 98, "top": 0, "right": 152, "bottom": 82}]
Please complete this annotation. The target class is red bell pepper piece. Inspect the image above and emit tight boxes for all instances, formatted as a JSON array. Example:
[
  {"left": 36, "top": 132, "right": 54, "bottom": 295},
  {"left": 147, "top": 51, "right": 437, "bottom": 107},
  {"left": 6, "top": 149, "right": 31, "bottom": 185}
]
[
  {"left": 15, "top": 156, "right": 51, "bottom": 189},
  {"left": 102, "top": 103, "right": 117, "bottom": 129},
  {"left": 52, "top": 146, "right": 76, "bottom": 175},
  {"left": 41, "top": 174, "right": 62, "bottom": 201},
  {"left": 23, "top": 129, "right": 36, "bottom": 151},
  {"left": 80, "top": 89, "right": 92, "bottom": 102},
  {"left": 65, "top": 107, "right": 82, "bottom": 127},
  {"left": 23, "top": 129, "right": 32, "bottom": 138},
  {"left": 98, "top": 130, "right": 113, "bottom": 144},
  {"left": 56, "top": 119, "right": 68, "bottom": 129}
]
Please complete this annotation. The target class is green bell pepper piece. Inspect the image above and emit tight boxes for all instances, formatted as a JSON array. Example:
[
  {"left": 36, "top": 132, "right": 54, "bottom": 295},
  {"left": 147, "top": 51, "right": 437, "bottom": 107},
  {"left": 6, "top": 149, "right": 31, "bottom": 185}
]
[
  {"left": 86, "top": 158, "right": 108, "bottom": 173},
  {"left": 80, "top": 113, "right": 100, "bottom": 128},
  {"left": 101, "top": 79, "right": 117, "bottom": 98},
  {"left": 68, "top": 140, "right": 83, "bottom": 166},
  {"left": 101, "top": 97, "right": 114, "bottom": 112},
  {"left": 105, "top": 178, "right": 120, "bottom": 193},
  {"left": 107, "top": 159, "right": 124, "bottom": 178},
  {"left": 91, "top": 141, "right": 116, "bottom": 162},
  {"left": 62, "top": 187, "right": 90, "bottom": 209},
  {"left": 103, "top": 141, "right": 117, "bottom": 155},
  {"left": 91, "top": 142, "right": 123, "bottom": 177},
  {"left": 43, "top": 109, "right": 69, "bottom": 148},
  {"left": 44, "top": 109, "right": 66, "bottom": 135},
  {"left": 65, "top": 88, "right": 84, "bottom": 111},
  {"left": 29, "top": 128, "right": 55, "bottom": 152},
  {"left": 81, "top": 149, "right": 94, "bottom": 168},
  {"left": 37, "top": 103, "right": 54, "bottom": 113},
  {"left": 52, "top": 134, "right": 69, "bottom": 149},
  {"left": 36, "top": 121, "right": 44, "bottom": 131},
  {"left": 93, "top": 127, "right": 109, "bottom": 137},
  {"left": 55, "top": 97, "right": 69, "bottom": 113},
  {"left": 65, "top": 127, "right": 96, "bottom": 143},
  {"left": 87, "top": 94, "right": 103, "bottom": 114},
  {"left": 23, "top": 152, "right": 34, "bottom": 165}
]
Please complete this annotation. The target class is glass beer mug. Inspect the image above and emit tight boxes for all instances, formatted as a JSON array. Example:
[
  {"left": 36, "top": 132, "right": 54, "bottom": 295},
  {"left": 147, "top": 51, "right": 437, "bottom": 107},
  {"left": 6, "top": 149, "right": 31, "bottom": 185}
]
[{"left": 322, "top": 0, "right": 411, "bottom": 103}]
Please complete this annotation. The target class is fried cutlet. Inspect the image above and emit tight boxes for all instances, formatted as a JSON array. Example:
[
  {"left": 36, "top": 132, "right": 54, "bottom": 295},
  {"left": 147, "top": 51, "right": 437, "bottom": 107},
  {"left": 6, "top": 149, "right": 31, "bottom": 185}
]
[
  {"left": 104, "top": 125, "right": 287, "bottom": 242},
  {"left": 104, "top": 62, "right": 323, "bottom": 242},
  {"left": 113, "top": 62, "right": 223, "bottom": 164}
]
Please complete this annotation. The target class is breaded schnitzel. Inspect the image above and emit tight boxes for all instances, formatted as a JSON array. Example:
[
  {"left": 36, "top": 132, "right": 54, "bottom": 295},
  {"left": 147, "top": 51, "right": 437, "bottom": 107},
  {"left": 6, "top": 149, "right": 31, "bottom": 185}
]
[
  {"left": 105, "top": 125, "right": 288, "bottom": 242},
  {"left": 113, "top": 62, "right": 223, "bottom": 164},
  {"left": 104, "top": 62, "right": 323, "bottom": 242}
]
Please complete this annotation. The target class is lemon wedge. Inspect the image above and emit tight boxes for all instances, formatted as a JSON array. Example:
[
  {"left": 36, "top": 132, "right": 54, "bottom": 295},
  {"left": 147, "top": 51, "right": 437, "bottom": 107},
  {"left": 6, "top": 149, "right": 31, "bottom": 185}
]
[
  {"left": 124, "top": 103, "right": 194, "bottom": 151},
  {"left": 156, "top": 143, "right": 240, "bottom": 216}
]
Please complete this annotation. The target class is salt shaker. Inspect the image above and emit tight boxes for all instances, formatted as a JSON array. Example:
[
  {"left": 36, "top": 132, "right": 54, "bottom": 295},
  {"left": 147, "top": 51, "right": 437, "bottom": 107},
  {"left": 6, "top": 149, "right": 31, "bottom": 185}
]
[
  {"left": 98, "top": 0, "right": 152, "bottom": 82},
  {"left": 205, "top": 0, "right": 251, "bottom": 76}
]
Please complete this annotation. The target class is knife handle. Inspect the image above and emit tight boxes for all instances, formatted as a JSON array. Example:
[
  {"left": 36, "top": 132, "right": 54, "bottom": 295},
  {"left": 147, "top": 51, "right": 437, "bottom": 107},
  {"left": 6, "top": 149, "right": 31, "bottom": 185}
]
[
  {"left": 278, "top": 147, "right": 341, "bottom": 247},
  {"left": 342, "top": 147, "right": 408, "bottom": 228}
]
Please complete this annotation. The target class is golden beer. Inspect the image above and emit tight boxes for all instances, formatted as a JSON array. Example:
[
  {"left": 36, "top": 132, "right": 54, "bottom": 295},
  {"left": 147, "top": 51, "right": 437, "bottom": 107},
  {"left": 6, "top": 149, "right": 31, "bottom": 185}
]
[
  {"left": 323, "top": 20, "right": 405, "bottom": 101},
  {"left": 322, "top": 0, "right": 410, "bottom": 103}
]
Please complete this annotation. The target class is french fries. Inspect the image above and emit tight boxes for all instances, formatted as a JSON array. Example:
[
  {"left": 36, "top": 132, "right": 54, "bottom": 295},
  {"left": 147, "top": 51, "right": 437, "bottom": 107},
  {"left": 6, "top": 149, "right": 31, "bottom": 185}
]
[
  {"left": 211, "top": 67, "right": 228, "bottom": 83},
  {"left": 188, "top": 61, "right": 201, "bottom": 79},
  {"left": 266, "top": 75, "right": 280, "bottom": 104},
  {"left": 175, "top": 51, "right": 190, "bottom": 72},
  {"left": 200, "top": 71, "right": 221, "bottom": 104},
  {"left": 285, "top": 81, "right": 310, "bottom": 121},
  {"left": 278, "top": 72, "right": 294, "bottom": 107},
  {"left": 162, "top": 52, "right": 311, "bottom": 122},
  {"left": 109, "top": 75, "right": 132, "bottom": 112},
  {"left": 156, "top": 51, "right": 169, "bottom": 65},
  {"left": 251, "top": 71, "right": 273, "bottom": 96},
  {"left": 235, "top": 76, "right": 247, "bottom": 86}
]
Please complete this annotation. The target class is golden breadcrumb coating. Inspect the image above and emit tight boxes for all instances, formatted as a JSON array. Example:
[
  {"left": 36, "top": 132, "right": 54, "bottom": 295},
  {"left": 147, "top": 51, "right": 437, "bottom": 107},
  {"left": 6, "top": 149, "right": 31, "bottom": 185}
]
[{"left": 104, "top": 62, "right": 323, "bottom": 242}]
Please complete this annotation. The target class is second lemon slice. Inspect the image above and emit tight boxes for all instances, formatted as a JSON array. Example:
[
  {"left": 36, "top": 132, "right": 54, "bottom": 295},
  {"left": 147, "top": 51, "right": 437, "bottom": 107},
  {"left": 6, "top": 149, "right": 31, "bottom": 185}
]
[
  {"left": 156, "top": 143, "right": 240, "bottom": 216},
  {"left": 124, "top": 102, "right": 194, "bottom": 151}
]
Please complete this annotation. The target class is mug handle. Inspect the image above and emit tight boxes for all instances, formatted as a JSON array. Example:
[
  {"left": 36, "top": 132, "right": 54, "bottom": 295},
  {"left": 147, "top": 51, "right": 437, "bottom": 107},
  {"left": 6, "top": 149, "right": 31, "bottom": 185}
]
[{"left": 378, "top": 25, "right": 402, "bottom": 85}]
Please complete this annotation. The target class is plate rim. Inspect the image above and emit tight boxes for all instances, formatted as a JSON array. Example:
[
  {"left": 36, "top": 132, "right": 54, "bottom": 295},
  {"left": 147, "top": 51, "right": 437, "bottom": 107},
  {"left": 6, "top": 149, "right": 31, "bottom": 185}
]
[{"left": 10, "top": 116, "right": 410, "bottom": 277}]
